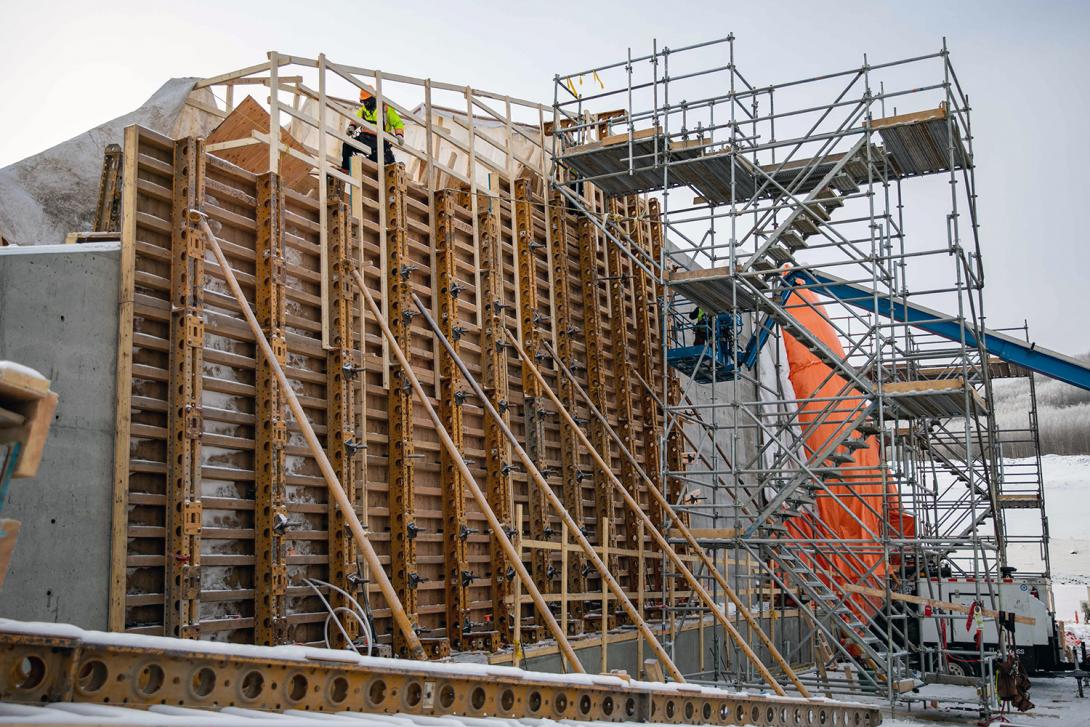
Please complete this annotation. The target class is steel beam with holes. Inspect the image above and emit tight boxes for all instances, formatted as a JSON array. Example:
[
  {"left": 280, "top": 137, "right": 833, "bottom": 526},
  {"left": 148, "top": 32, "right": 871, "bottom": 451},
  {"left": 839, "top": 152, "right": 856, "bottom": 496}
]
[
  {"left": 435, "top": 189, "right": 472, "bottom": 650},
  {"left": 576, "top": 217, "right": 619, "bottom": 578},
  {"left": 548, "top": 192, "right": 587, "bottom": 631},
  {"left": 477, "top": 192, "right": 515, "bottom": 644},
  {"left": 384, "top": 163, "right": 422, "bottom": 657},
  {"left": 0, "top": 624, "right": 881, "bottom": 726},
  {"left": 254, "top": 172, "right": 289, "bottom": 645},
  {"left": 325, "top": 178, "right": 360, "bottom": 647},
  {"left": 164, "top": 137, "right": 205, "bottom": 639},
  {"left": 513, "top": 178, "right": 551, "bottom": 600}
]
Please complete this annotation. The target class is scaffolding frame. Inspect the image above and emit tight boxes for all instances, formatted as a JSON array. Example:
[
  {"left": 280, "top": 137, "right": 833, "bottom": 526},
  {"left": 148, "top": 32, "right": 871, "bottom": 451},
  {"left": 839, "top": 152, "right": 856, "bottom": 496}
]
[{"left": 549, "top": 34, "right": 1048, "bottom": 713}]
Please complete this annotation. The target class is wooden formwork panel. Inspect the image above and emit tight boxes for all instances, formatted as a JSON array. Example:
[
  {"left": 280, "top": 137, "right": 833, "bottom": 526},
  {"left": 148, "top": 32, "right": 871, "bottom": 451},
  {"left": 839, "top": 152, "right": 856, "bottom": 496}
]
[{"left": 114, "top": 124, "right": 676, "bottom": 649}]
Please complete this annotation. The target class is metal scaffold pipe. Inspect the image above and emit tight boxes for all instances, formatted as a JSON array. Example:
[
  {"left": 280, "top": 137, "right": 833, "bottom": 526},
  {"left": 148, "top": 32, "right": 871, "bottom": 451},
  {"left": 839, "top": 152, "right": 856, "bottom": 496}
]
[
  {"left": 564, "top": 346, "right": 813, "bottom": 696},
  {"left": 195, "top": 213, "right": 426, "bottom": 660},
  {"left": 526, "top": 336, "right": 805, "bottom": 697},
  {"left": 410, "top": 292, "right": 686, "bottom": 683},
  {"left": 347, "top": 269, "right": 585, "bottom": 674}
]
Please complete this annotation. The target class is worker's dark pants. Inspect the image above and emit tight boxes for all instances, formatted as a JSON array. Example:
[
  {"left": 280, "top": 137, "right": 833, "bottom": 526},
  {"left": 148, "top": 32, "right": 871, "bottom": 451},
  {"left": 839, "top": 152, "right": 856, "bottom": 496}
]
[
  {"left": 341, "top": 132, "right": 395, "bottom": 170},
  {"left": 693, "top": 323, "right": 709, "bottom": 346}
]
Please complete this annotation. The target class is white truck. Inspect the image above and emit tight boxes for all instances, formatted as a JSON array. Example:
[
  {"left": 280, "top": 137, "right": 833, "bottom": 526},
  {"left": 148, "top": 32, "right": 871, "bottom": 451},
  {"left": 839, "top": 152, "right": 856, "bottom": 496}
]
[{"left": 917, "top": 576, "right": 1061, "bottom": 674}]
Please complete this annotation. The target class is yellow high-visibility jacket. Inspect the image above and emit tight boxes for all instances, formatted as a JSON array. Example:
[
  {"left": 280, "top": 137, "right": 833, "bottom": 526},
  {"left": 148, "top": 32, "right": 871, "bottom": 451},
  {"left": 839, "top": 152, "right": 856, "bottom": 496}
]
[{"left": 356, "top": 103, "right": 405, "bottom": 137}]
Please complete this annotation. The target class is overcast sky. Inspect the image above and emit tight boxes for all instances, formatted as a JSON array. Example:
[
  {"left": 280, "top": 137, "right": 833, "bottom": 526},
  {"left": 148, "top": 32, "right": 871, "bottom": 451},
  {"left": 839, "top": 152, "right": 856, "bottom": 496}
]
[{"left": 2, "top": 0, "right": 1087, "bottom": 353}]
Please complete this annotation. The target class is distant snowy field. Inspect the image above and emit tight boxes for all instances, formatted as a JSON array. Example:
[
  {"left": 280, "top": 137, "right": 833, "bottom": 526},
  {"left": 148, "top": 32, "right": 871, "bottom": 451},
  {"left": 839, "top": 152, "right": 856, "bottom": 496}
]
[{"left": 1006, "top": 455, "right": 1090, "bottom": 623}]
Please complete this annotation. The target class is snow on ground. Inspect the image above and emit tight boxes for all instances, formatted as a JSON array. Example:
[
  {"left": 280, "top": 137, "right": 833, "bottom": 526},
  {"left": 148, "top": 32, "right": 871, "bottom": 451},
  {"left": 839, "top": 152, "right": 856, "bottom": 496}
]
[
  {"left": 881, "top": 675, "right": 1089, "bottom": 727},
  {"left": 870, "top": 455, "right": 1090, "bottom": 726}
]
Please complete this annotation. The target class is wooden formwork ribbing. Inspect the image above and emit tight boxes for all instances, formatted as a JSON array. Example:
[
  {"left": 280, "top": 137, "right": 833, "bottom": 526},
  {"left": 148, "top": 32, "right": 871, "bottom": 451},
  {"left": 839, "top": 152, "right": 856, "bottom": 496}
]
[
  {"left": 575, "top": 217, "right": 619, "bottom": 580},
  {"left": 164, "top": 137, "right": 205, "bottom": 640},
  {"left": 512, "top": 179, "right": 551, "bottom": 609},
  {"left": 547, "top": 191, "right": 587, "bottom": 629},
  {"left": 434, "top": 189, "right": 471, "bottom": 650},
  {"left": 253, "top": 172, "right": 289, "bottom": 644},
  {"left": 647, "top": 199, "right": 688, "bottom": 523},
  {"left": 476, "top": 192, "right": 515, "bottom": 644},
  {"left": 119, "top": 126, "right": 345, "bottom": 643},
  {"left": 113, "top": 123, "right": 722, "bottom": 655},
  {"left": 324, "top": 178, "right": 361, "bottom": 645},
  {"left": 603, "top": 199, "right": 641, "bottom": 566},
  {"left": 628, "top": 197, "right": 665, "bottom": 602}
]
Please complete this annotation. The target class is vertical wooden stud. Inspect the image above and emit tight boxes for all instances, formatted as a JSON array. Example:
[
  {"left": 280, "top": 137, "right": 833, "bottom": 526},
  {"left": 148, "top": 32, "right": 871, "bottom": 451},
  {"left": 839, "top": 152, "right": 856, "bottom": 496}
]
[
  {"left": 436, "top": 189, "right": 471, "bottom": 650},
  {"left": 254, "top": 171, "right": 289, "bottom": 645},
  {"left": 547, "top": 193, "right": 586, "bottom": 632},
  {"left": 478, "top": 192, "right": 515, "bottom": 644},
  {"left": 165, "top": 137, "right": 205, "bottom": 639},
  {"left": 385, "top": 162, "right": 420, "bottom": 657},
  {"left": 514, "top": 178, "right": 551, "bottom": 598},
  {"left": 326, "top": 177, "right": 361, "bottom": 646}
]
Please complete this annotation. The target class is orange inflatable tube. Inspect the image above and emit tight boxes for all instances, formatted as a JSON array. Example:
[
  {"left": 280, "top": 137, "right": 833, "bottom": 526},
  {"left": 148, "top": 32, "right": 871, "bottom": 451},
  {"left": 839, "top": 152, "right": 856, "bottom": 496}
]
[{"left": 780, "top": 283, "right": 913, "bottom": 618}]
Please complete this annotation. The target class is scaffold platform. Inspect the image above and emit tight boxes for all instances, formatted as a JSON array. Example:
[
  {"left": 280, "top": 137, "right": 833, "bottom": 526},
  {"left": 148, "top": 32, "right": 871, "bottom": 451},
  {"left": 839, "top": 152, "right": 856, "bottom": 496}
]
[{"left": 559, "top": 106, "right": 968, "bottom": 204}]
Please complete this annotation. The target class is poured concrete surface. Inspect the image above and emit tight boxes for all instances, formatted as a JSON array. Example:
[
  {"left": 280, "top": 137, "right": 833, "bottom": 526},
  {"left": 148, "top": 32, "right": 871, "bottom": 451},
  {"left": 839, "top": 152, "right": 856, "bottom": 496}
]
[{"left": 0, "top": 242, "right": 120, "bottom": 628}]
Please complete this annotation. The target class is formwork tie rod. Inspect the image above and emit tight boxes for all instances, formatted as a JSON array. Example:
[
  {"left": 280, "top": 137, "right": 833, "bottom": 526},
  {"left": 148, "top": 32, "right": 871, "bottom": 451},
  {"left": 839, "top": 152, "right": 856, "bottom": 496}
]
[{"left": 411, "top": 292, "right": 685, "bottom": 683}]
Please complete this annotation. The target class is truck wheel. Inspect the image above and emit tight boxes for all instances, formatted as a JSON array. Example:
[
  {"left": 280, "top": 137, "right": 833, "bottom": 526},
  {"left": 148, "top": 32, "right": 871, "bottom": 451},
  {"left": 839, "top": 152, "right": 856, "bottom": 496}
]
[{"left": 946, "top": 661, "right": 967, "bottom": 677}]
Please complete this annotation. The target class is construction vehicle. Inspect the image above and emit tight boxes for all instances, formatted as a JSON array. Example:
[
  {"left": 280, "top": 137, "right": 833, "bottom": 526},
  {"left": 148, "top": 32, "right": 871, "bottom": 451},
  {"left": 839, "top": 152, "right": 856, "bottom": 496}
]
[{"left": 917, "top": 573, "right": 1063, "bottom": 676}]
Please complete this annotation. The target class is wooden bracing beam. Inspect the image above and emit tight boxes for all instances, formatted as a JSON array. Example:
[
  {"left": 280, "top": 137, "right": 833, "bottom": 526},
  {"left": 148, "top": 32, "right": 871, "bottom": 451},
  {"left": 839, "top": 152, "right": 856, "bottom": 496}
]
[
  {"left": 254, "top": 172, "right": 289, "bottom": 644},
  {"left": 164, "top": 137, "right": 205, "bottom": 639}
]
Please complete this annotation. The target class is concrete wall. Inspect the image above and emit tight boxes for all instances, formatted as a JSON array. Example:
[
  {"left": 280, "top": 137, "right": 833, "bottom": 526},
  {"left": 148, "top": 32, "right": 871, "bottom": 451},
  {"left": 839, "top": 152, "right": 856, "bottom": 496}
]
[{"left": 0, "top": 242, "right": 120, "bottom": 628}]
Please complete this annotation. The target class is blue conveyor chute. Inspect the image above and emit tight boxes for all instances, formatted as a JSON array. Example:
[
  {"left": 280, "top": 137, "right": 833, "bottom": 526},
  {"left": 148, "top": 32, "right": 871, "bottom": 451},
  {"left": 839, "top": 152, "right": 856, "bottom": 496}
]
[{"left": 793, "top": 269, "right": 1090, "bottom": 392}]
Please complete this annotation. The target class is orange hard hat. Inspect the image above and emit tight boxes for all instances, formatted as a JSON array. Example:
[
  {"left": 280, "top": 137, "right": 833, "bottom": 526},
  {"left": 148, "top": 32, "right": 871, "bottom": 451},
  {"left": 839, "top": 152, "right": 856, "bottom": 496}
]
[{"left": 359, "top": 89, "right": 373, "bottom": 102}]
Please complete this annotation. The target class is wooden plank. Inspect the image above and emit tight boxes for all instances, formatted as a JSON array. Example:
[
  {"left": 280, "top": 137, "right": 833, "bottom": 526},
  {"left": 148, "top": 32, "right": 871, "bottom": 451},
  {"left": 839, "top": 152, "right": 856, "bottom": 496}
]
[
  {"left": 870, "top": 105, "right": 946, "bottom": 130},
  {"left": 600, "top": 126, "right": 659, "bottom": 148},
  {"left": 205, "top": 96, "right": 314, "bottom": 192},
  {"left": 600, "top": 517, "right": 609, "bottom": 673},
  {"left": 841, "top": 583, "right": 1035, "bottom": 625},
  {"left": 0, "top": 366, "right": 50, "bottom": 399},
  {"left": 10, "top": 392, "right": 57, "bottom": 479},
  {"left": 108, "top": 125, "right": 141, "bottom": 633},
  {"left": 883, "top": 378, "right": 965, "bottom": 395},
  {"left": 0, "top": 520, "right": 20, "bottom": 589}
]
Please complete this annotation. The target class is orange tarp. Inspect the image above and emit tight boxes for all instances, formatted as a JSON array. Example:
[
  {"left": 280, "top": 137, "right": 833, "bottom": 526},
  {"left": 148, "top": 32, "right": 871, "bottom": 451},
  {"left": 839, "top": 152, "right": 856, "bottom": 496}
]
[{"left": 780, "top": 284, "right": 914, "bottom": 616}]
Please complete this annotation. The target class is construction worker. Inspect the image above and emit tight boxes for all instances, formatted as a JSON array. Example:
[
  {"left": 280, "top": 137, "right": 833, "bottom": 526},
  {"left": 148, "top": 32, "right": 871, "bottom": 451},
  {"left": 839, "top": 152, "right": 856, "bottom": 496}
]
[
  {"left": 689, "top": 306, "right": 710, "bottom": 346},
  {"left": 342, "top": 89, "right": 405, "bottom": 171}
]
